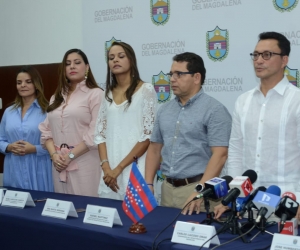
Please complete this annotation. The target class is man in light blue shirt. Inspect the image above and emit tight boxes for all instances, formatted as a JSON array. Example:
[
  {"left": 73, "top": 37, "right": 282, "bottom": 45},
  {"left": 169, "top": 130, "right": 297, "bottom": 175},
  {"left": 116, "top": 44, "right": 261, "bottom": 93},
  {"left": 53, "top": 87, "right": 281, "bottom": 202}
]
[{"left": 145, "top": 52, "right": 232, "bottom": 214}]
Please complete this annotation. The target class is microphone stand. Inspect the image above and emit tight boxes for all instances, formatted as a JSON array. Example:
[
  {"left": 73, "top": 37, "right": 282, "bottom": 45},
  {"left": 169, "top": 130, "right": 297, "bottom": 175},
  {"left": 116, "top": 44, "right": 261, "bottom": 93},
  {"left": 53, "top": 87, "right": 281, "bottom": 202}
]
[
  {"left": 201, "top": 196, "right": 215, "bottom": 225},
  {"left": 249, "top": 214, "right": 273, "bottom": 242},
  {"left": 241, "top": 205, "right": 255, "bottom": 230},
  {"left": 218, "top": 200, "right": 248, "bottom": 243}
]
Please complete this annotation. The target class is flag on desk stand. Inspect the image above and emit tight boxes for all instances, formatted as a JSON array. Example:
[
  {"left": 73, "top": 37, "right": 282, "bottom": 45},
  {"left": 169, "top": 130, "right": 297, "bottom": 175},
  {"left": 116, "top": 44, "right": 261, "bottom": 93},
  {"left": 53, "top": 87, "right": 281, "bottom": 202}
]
[{"left": 122, "top": 161, "right": 158, "bottom": 223}]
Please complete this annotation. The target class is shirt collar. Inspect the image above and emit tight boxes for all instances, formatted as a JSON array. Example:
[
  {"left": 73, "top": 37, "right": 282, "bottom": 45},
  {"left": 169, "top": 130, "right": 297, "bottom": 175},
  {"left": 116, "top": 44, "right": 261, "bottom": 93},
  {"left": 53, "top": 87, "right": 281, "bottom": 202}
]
[
  {"left": 175, "top": 88, "right": 203, "bottom": 106},
  {"left": 254, "top": 76, "right": 289, "bottom": 96}
]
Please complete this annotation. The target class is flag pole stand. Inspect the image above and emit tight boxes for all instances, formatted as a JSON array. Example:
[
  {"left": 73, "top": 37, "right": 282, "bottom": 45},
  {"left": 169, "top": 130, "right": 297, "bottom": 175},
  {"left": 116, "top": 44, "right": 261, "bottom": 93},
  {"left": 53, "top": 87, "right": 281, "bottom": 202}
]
[{"left": 129, "top": 223, "right": 147, "bottom": 234}]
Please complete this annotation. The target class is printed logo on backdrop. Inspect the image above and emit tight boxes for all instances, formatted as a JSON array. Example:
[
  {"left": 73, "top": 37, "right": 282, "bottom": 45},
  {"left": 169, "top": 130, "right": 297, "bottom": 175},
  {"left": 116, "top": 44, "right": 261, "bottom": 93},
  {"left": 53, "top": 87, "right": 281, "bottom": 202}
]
[
  {"left": 273, "top": 0, "right": 298, "bottom": 12},
  {"left": 285, "top": 66, "right": 300, "bottom": 87},
  {"left": 152, "top": 71, "right": 171, "bottom": 103},
  {"left": 192, "top": 0, "right": 242, "bottom": 10},
  {"left": 206, "top": 26, "right": 229, "bottom": 62},
  {"left": 151, "top": 0, "right": 170, "bottom": 25},
  {"left": 105, "top": 37, "right": 122, "bottom": 61},
  {"left": 94, "top": 6, "right": 133, "bottom": 23}
]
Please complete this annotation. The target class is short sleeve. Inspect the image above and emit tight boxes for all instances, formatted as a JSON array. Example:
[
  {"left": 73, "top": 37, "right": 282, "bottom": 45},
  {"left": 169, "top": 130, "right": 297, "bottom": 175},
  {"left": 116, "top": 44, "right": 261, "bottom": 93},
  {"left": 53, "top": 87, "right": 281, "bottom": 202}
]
[
  {"left": 207, "top": 103, "right": 232, "bottom": 147},
  {"left": 138, "top": 83, "right": 158, "bottom": 142},
  {"left": 94, "top": 93, "right": 107, "bottom": 145}
]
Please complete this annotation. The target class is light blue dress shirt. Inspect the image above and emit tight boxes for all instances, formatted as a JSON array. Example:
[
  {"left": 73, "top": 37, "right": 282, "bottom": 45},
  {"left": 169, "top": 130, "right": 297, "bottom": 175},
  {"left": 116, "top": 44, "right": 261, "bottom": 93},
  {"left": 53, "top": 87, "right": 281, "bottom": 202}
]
[{"left": 0, "top": 100, "right": 53, "bottom": 191}]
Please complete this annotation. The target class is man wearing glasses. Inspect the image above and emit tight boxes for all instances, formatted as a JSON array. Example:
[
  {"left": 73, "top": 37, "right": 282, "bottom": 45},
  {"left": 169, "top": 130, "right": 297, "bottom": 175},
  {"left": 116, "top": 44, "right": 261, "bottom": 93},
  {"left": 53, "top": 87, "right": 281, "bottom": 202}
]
[
  {"left": 145, "top": 52, "right": 232, "bottom": 214},
  {"left": 214, "top": 31, "right": 300, "bottom": 219}
]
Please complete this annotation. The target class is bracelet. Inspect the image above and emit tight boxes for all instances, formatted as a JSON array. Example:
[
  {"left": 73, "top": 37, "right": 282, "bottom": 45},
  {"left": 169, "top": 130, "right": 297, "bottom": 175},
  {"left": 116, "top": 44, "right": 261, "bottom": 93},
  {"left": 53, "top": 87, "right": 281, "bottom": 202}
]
[
  {"left": 100, "top": 159, "right": 109, "bottom": 166},
  {"left": 50, "top": 151, "right": 58, "bottom": 159},
  {"left": 147, "top": 183, "right": 154, "bottom": 186}
]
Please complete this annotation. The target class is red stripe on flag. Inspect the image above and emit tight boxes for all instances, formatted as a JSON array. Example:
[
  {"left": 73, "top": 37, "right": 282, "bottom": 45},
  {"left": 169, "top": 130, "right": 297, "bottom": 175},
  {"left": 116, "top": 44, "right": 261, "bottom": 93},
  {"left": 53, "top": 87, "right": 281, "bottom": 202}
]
[
  {"left": 122, "top": 201, "right": 137, "bottom": 224},
  {"left": 130, "top": 171, "right": 154, "bottom": 212}
]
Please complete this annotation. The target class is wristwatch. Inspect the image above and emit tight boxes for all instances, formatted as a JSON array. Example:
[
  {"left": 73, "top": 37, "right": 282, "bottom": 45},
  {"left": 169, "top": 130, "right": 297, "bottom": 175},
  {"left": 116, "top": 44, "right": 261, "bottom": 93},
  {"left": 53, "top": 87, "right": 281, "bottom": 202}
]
[
  {"left": 68, "top": 151, "right": 75, "bottom": 160},
  {"left": 194, "top": 183, "right": 204, "bottom": 193}
]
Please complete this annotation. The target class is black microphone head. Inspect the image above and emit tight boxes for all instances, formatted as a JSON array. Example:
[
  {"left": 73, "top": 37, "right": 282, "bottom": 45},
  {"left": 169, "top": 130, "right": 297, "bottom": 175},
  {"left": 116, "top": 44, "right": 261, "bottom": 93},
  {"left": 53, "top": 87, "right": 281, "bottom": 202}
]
[
  {"left": 221, "top": 175, "right": 233, "bottom": 189},
  {"left": 242, "top": 169, "right": 257, "bottom": 184}
]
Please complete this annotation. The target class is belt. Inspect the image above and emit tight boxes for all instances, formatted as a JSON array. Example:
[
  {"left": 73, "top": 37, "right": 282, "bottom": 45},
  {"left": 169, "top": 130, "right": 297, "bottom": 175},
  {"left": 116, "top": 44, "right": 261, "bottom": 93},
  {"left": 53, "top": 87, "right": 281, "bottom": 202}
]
[{"left": 166, "top": 173, "right": 203, "bottom": 187}]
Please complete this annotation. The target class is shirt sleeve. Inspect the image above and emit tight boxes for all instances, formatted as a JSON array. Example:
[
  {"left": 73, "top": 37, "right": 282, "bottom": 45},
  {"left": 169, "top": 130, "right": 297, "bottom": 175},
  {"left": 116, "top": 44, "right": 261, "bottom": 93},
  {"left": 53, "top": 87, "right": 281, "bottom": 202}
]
[
  {"left": 226, "top": 97, "right": 244, "bottom": 177},
  {"left": 138, "top": 83, "right": 158, "bottom": 142},
  {"left": 83, "top": 88, "right": 103, "bottom": 150},
  {"left": 150, "top": 104, "right": 164, "bottom": 144},
  {"left": 0, "top": 109, "right": 9, "bottom": 154},
  {"left": 207, "top": 102, "right": 232, "bottom": 147},
  {"left": 94, "top": 91, "right": 107, "bottom": 145},
  {"left": 39, "top": 96, "right": 54, "bottom": 147}
]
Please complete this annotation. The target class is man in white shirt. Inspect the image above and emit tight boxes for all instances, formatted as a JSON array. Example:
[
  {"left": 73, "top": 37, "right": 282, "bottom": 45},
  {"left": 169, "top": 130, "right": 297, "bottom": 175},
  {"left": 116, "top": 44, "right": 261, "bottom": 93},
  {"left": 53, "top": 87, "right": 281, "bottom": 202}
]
[{"left": 214, "top": 31, "right": 300, "bottom": 219}]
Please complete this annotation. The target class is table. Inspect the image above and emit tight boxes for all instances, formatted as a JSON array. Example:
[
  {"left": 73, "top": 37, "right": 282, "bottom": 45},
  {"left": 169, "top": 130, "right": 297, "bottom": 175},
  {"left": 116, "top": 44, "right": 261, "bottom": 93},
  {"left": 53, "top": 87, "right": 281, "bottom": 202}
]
[{"left": 0, "top": 188, "right": 282, "bottom": 250}]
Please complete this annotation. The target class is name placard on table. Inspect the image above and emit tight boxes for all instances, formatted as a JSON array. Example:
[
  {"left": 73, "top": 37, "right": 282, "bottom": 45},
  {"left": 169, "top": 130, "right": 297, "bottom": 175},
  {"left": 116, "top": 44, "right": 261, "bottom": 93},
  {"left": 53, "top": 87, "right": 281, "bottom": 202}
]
[
  {"left": 83, "top": 204, "right": 123, "bottom": 228},
  {"left": 0, "top": 189, "right": 6, "bottom": 204},
  {"left": 171, "top": 221, "right": 220, "bottom": 248},
  {"left": 271, "top": 233, "right": 300, "bottom": 250},
  {"left": 42, "top": 198, "right": 78, "bottom": 220},
  {"left": 1, "top": 190, "right": 35, "bottom": 208}
]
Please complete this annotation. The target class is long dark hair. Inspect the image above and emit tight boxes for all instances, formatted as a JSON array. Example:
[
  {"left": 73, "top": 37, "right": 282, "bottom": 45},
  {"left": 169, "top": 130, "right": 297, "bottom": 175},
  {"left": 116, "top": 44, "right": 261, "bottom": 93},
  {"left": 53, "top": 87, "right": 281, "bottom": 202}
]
[
  {"left": 11, "top": 66, "right": 48, "bottom": 113},
  {"left": 105, "top": 42, "right": 142, "bottom": 106},
  {"left": 47, "top": 49, "right": 99, "bottom": 112}
]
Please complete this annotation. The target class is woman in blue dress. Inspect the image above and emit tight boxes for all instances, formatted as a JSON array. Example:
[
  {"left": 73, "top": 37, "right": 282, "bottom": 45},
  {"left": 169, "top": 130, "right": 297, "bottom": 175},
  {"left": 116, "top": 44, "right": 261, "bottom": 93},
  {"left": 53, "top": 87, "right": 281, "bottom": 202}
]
[{"left": 0, "top": 66, "right": 53, "bottom": 191}]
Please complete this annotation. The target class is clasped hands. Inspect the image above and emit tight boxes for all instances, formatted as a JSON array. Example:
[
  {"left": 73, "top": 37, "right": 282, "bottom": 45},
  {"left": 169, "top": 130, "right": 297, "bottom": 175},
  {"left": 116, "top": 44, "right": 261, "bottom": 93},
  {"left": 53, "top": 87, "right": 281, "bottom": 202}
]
[
  {"left": 52, "top": 153, "right": 71, "bottom": 172},
  {"left": 102, "top": 165, "right": 123, "bottom": 192},
  {"left": 8, "top": 140, "right": 35, "bottom": 156}
]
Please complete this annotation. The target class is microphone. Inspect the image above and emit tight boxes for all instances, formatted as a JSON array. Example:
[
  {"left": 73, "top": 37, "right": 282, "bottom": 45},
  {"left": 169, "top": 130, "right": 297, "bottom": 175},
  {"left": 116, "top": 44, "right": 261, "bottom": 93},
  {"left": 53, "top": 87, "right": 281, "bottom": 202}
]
[
  {"left": 282, "top": 191, "right": 297, "bottom": 201},
  {"left": 275, "top": 192, "right": 299, "bottom": 232},
  {"left": 238, "top": 186, "right": 267, "bottom": 216},
  {"left": 252, "top": 185, "right": 281, "bottom": 219},
  {"left": 221, "top": 188, "right": 240, "bottom": 206},
  {"left": 229, "top": 170, "right": 257, "bottom": 197},
  {"left": 193, "top": 175, "right": 233, "bottom": 200},
  {"left": 256, "top": 207, "right": 268, "bottom": 223}
]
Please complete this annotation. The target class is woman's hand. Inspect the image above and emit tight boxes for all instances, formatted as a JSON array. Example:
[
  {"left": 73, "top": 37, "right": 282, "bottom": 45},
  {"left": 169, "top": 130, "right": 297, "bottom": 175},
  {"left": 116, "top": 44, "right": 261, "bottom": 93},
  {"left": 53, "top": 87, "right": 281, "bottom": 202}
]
[
  {"left": 103, "top": 165, "right": 123, "bottom": 192},
  {"left": 52, "top": 153, "right": 68, "bottom": 172}
]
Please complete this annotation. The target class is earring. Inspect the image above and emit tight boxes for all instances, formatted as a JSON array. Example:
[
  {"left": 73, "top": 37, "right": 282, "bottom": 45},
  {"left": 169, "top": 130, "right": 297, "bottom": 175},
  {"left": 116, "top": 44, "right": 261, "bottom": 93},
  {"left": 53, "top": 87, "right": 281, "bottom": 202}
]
[{"left": 85, "top": 70, "right": 89, "bottom": 80}]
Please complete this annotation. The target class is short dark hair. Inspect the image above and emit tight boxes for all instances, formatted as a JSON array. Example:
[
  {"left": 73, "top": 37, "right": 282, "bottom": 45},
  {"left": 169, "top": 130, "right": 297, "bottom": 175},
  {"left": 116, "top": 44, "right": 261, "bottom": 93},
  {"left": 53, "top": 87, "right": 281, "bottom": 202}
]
[
  {"left": 172, "top": 52, "right": 206, "bottom": 85},
  {"left": 258, "top": 32, "right": 290, "bottom": 56}
]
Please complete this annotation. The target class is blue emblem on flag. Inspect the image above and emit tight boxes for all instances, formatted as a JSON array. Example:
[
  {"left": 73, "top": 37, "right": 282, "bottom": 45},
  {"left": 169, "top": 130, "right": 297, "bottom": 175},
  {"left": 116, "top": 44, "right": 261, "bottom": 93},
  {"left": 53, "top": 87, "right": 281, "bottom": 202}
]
[
  {"left": 152, "top": 71, "right": 171, "bottom": 103},
  {"left": 285, "top": 66, "right": 300, "bottom": 87},
  {"left": 122, "top": 161, "right": 158, "bottom": 223},
  {"left": 273, "top": 0, "right": 298, "bottom": 12},
  {"left": 206, "top": 26, "right": 229, "bottom": 62},
  {"left": 151, "top": 0, "right": 170, "bottom": 25},
  {"left": 105, "top": 37, "right": 121, "bottom": 61}
]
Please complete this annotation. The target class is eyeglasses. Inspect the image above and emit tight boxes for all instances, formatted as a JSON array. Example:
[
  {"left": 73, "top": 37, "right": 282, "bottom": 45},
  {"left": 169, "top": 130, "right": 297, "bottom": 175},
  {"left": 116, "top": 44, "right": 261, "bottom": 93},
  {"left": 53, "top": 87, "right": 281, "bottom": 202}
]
[
  {"left": 166, "top": 71, "right": 195, "bottom": 80},
  {"left": 250, "top": 51, "right": 284, "bottom": 61}
]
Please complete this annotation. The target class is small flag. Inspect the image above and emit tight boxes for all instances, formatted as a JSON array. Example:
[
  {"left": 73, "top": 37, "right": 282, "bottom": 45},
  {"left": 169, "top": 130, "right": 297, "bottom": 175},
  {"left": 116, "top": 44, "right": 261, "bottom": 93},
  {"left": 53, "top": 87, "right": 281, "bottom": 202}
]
[{"left": 122, "top": 161, "right": 158, "bottom": 223}]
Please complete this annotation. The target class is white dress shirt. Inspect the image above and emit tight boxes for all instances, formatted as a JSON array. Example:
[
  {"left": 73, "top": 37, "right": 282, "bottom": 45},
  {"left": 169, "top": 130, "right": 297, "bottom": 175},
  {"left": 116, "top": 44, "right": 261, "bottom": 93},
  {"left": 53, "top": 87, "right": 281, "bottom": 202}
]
[{"left": 227, "top": 76, "right": 300, "bottom": 194}]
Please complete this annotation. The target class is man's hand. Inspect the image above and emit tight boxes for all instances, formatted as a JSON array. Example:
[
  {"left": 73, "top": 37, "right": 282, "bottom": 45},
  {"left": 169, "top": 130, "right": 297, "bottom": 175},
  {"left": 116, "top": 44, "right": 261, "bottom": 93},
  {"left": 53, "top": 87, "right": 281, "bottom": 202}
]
[
  {"left": 214, "top": 203, "right": 230, "bottom": 219},
  {"left": 182, "top": 191, "right": 203, "bottom": 215}
]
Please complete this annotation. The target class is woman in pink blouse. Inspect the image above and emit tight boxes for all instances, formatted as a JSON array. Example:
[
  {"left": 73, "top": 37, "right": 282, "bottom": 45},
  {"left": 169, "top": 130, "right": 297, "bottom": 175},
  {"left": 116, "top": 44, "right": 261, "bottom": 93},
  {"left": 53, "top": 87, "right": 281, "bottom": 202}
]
[{"left": 39, "top": 49, "right": 103, "bottom": 197}]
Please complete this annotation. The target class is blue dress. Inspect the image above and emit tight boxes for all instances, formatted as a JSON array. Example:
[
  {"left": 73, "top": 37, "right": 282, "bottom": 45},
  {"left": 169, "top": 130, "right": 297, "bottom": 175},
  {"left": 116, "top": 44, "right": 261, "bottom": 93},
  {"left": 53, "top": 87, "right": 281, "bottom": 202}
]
[{"left": 0, "top": 100, "right": 53, "bottom": 191}]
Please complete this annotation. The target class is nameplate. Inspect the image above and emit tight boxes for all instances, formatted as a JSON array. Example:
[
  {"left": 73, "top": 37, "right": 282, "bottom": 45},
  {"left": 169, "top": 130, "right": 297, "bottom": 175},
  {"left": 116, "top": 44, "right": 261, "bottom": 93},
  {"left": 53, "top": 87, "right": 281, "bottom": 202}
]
[
  {"left": 171, "top": 221, "right": 220, "bottom": 248},
  {"left": 83, "top": 204, "right": 123, "bottom": 227},
  {"left": 42, "top": 199, "right": 78, "bottom": 220},
  {"left": 271, "top": 233, "right": 300, "bottom": 250},
  {"left": 2, "top": 190, "right": 35, "bottom": 208}
]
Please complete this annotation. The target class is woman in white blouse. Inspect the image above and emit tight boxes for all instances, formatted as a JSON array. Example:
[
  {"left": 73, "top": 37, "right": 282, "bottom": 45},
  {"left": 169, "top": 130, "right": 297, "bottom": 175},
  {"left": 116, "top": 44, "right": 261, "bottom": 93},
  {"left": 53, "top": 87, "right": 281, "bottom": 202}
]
[{"left": 94, "top": 41, "right": 157, "bottom": 200}]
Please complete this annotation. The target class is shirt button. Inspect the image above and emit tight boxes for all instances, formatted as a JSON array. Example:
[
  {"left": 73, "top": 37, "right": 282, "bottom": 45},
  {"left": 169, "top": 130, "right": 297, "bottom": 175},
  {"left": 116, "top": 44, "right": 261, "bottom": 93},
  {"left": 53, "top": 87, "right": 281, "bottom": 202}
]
[
  {"left": 258, "top": 137, "right": 261, "bottom": 140},
  {"left": 261, "top": 120, "right": 263, "bottom": 122},
  {"left": 257, "top": 154, "right": 260, "bottom": 157},
  {"left": 263, "top": 104, "right": 266, "bottom": 107},
  {"left": 174, "top": 136, "right": 177, "bottom": 139},
  {"left": 172, "top": 152, "right": 174, "bottom": 154},
  {"left": 182, "top": 107, "right": 184, "bottom": 110},
  {"left": 177, "top": 121, "right": 179, "bottom": 124}
]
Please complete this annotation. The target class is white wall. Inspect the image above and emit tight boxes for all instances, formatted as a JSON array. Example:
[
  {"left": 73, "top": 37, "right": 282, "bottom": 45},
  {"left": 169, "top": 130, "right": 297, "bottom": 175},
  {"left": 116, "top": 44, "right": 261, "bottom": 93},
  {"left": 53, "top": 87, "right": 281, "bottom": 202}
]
[{"left": 0, "top": 0, "right": 83, "bottom": 66}]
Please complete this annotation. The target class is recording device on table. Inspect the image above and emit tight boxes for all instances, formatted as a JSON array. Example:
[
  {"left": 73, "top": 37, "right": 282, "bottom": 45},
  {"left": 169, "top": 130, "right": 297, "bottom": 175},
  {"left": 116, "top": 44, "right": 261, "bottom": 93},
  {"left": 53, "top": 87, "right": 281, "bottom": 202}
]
[{"left": 193, "top": 175, "right": 232, "bottom": 225}]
